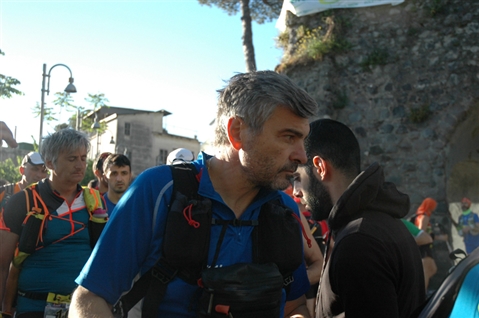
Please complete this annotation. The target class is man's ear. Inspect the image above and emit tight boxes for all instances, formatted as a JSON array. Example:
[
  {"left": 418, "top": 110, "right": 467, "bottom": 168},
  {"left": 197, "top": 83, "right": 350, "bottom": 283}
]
[
  {"left": 312, "top": 156, "right": 330, "bottom": 181},
  {"left": 227, "top": 117, "right": 243, "bottom": 150},
  {"left": 19, "top": 166, "right": 25, "bottom": 175},
  {"left": 45, "top": 160, "right": 55, "bottom": 170}
]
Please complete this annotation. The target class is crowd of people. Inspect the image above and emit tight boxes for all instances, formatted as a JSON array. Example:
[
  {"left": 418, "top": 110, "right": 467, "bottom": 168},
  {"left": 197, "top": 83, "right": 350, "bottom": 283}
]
[{"left": 0, "top": 70, "right": 478, "bottom": 318}]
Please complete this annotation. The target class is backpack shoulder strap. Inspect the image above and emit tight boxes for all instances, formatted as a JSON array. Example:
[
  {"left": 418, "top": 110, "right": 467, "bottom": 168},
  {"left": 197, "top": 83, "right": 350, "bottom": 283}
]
[
  {"left": 13, "top": 186, "right": 46, "bottom": 268},
  {"left": 169, "top": 163, "right": 201, "bottom": 201}
]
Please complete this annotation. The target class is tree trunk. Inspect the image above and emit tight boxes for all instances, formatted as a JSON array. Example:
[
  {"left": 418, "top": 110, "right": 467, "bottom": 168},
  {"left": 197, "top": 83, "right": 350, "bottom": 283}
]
[{"left": 240, "top": 0, "right": 257, "bottom": 72}]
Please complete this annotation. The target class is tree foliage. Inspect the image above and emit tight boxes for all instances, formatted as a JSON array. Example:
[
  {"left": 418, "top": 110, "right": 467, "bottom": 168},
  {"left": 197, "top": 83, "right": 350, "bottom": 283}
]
[
  {"left": 83, "top": 93, "right": 109, "bottom": 134},
  {"left": 0, "top": 157, "right": 22, "bottom": 184},
  {"left": 32, "top": 92, "right": 76, "bottom": 121},
  {"left": 32, "top": 92, "right": 109, "bottom": 134},
  {"left": 85, "top": 93, "right": 109, "bottom": 110},
  {"left": 0, "top": 50, "right": 23, "bottom": 99},
  {"left": 81, "top": 158, "right": 95, "bottom": 187},
  {"left": 198, "top": 0, "right": 282, "bottom": 24},
  {"left": 198, "top": 0, "right": 283, "bottom": 72}
]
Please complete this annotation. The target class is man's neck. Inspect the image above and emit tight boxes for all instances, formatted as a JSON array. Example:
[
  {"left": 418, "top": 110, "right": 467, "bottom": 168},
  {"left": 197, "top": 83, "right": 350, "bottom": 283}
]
[
  {"left": 48, "top": 178, "right": 79, "bottom": 203},
  {"left": 106, "top": 190, "right": 123, "bottom": 204},
  {"left": 17, "top": 179, "right": 29, "bottom": 190},
  {"left": 208, "top": 154, "right": 260, "bottom": 219},
  {"left": 330, "top": 175, "right": 355, "bottom": 205}
]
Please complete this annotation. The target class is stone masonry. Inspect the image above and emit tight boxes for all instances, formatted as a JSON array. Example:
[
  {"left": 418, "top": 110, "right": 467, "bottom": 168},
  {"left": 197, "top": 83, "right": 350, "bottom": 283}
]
[{"left": 277, "top": 0, "right": 479, "bottom": 289}]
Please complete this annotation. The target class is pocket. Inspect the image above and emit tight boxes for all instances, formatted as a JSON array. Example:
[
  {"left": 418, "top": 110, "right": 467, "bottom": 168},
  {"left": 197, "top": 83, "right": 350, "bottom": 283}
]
[
  {"left": 18, "top": 212, "right": 45, "bottom": 254},
  {"left": 162, "top": 192, "right": 212, "bottom": 270},
  {"left": 198, "top": 263, "right": 283, "bottom": 318}
]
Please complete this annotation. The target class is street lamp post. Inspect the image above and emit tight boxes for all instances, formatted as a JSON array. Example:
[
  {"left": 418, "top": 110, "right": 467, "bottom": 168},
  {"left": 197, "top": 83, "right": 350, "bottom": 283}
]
[
  {"left": 39, "top": 63, "right": 77, "bottom": 149},
  {"left": 91, "top": 111, "right": 101, "bottom": 158}
]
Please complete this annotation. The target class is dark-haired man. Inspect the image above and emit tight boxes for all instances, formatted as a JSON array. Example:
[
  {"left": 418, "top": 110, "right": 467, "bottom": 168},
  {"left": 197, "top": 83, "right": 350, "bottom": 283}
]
[
  {"left": 102, "top": 154, "right": 132, "bottom": 215},
  {"left": 294, "top": 118, "right": 425, "bottom": 318}
]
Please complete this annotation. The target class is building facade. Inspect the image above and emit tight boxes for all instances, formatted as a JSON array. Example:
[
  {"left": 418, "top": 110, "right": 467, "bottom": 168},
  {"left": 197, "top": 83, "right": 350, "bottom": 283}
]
[{"left": 87, "top": 106, "right": 201, "bottom": 177}]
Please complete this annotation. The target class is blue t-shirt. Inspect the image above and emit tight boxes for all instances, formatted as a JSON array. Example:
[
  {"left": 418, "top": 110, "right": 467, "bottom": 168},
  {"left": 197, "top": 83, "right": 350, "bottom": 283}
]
[
  {"left": 103, "top": 193, "right": 116, "bottom": 216},
  {"left": 76, "top": 152, "right": 309, "bottom": 317},
  {"left": 459, "top": 212, "right": 479, "bottom": 254}
]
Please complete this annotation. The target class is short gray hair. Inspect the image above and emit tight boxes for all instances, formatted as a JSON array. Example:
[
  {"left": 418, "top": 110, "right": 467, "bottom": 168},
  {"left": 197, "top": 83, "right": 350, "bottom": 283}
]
[
  {"left": 214, "top": 71, "right": 318, "bottom": 147},
  {"left": 40, "top": 129, "right": 90, "bottom": 166}
]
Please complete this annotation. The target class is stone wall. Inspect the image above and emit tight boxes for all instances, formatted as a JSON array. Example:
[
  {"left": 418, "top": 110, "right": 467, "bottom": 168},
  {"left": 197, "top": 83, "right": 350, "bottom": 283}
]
[{"left": 278, "top": 0, "right": 479, "bottom": 289}]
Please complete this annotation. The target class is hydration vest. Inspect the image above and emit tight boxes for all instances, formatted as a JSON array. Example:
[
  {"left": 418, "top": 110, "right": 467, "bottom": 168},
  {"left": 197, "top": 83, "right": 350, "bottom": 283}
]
[
  {"left": 13, "top": 185, "right": 107, "bottom": 268},
  {"left": 114, "top": 163, "right": 306, "bottom": 318}
]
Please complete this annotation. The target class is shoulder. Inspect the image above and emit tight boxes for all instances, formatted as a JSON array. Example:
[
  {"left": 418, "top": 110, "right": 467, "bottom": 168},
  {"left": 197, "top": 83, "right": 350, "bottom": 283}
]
[{"left": 135, "top": 165, "right": 173, "bottom": 184}]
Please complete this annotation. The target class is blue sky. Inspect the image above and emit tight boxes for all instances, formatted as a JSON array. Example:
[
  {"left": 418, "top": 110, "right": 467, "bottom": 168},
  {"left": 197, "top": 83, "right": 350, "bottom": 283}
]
[{"left": 0, "top": 0, "right": 284, "bottom": 145}]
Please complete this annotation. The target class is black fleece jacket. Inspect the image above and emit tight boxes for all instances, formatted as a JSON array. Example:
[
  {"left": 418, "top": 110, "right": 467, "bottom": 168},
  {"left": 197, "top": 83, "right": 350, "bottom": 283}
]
[{"left": 316, "top": 162, "right": 425, "bottom": 318}]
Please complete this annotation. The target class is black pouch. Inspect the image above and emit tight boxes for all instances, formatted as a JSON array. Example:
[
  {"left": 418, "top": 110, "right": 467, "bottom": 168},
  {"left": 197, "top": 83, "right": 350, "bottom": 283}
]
[
  {"left": 18, "top": 212, "right": 44, "bottom": 254},
  {"left": 88, "top": 218, "right": 106, "bottom": 249},
  {"left": 198, "top": 263, "right": 283, "bottom": 318},
  {"left": 163, "top": 191, "right": 212, "bottom": 271}
]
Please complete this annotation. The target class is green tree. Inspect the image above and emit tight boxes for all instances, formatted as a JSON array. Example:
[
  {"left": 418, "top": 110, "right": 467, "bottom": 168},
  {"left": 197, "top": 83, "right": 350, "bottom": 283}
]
[
  {"left": 85, "top": 93, "right": 109, "bottom": 111},
  {"left": 82, "top": 93, "right": 109, "bottom": 134},
  {"left": 81, "top": 159, "right": 95, "bottom": 187},
  {"left": 0, "top": 157, "right": 22, "bottom": 184},
  {"left": 198, "top": 0, "right": 282, "bottom": 72},
  {"left": 32, "top": 92, "right": 77, "bottom": 123},
  {"left": 32, "top": 92, "right": 109, "bottom": 134},
  {"left": 0, "top": 50, "right": 23, "bottom": 99}
]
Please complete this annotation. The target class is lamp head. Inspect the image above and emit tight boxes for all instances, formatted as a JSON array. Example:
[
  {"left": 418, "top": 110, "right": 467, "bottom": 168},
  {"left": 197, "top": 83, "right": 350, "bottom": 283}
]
[
  {"left": 64, "top": 77, "right": 77, "bottom": 93},
  {"left": 91, "top": 121, "right": 101, "bottom": 130},
  {"left": 110, "top": 136, "right": 115, "bottom": 144}
]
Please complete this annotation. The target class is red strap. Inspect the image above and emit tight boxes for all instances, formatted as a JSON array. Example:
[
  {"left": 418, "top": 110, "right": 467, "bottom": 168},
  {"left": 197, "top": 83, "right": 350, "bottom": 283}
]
[
  {"left": 183, "top": 204, "right": 200, "bottom": 228},
  {"left": 291, "top": 212, "right": 312, "bottom": 248},
  {"left": 215, "top": 304, "right": 230, "bottom": 315},
  {"left": 319, "top": 220, "right": 330, "bottom": 240}
]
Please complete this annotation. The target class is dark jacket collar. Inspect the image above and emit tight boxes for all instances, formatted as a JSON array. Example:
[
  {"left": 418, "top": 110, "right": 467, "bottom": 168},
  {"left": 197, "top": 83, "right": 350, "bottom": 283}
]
[{"left": 328, "top": 162, "right": 410, "bottom": 236}]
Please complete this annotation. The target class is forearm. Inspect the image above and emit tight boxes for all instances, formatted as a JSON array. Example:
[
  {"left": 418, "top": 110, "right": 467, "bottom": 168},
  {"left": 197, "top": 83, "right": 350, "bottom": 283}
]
[
  {"left": 0, "top": 220, "right": 20, "bottom": 308},
  {"left": 301, "top": 214, "right": 323, "bottom": 285},
  {"left": 2, "top": 265, "right": 19, "bottom": 313},
  {"left": 69, "top": 286, "right": 113, "bottom": 318},
  {"left": 284, "top": 295, "right": 310, "bottom": 318},
  {"left": 0, "top": 249, "right": 15, "bottom": 307},
  {"left": 307, "top": 260, "right": 322, "bottom": 286},
  {"left": 0, "top": 266, "right": 7, "bottom": 310}
]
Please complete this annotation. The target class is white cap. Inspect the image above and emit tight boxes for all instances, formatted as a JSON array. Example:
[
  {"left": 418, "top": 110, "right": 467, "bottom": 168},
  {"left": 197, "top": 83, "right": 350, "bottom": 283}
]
[
  {"left": 166, "top": 148, "right": 194, "bottom": 165},
  {"left": 22, "top": 152, "right": 45, "bottom": 166}
]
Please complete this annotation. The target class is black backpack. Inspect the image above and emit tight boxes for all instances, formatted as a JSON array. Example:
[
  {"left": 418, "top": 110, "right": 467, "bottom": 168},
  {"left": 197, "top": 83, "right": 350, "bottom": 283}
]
[{"left": 113, "top": 163, "right": 304, "bottom": 318}]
